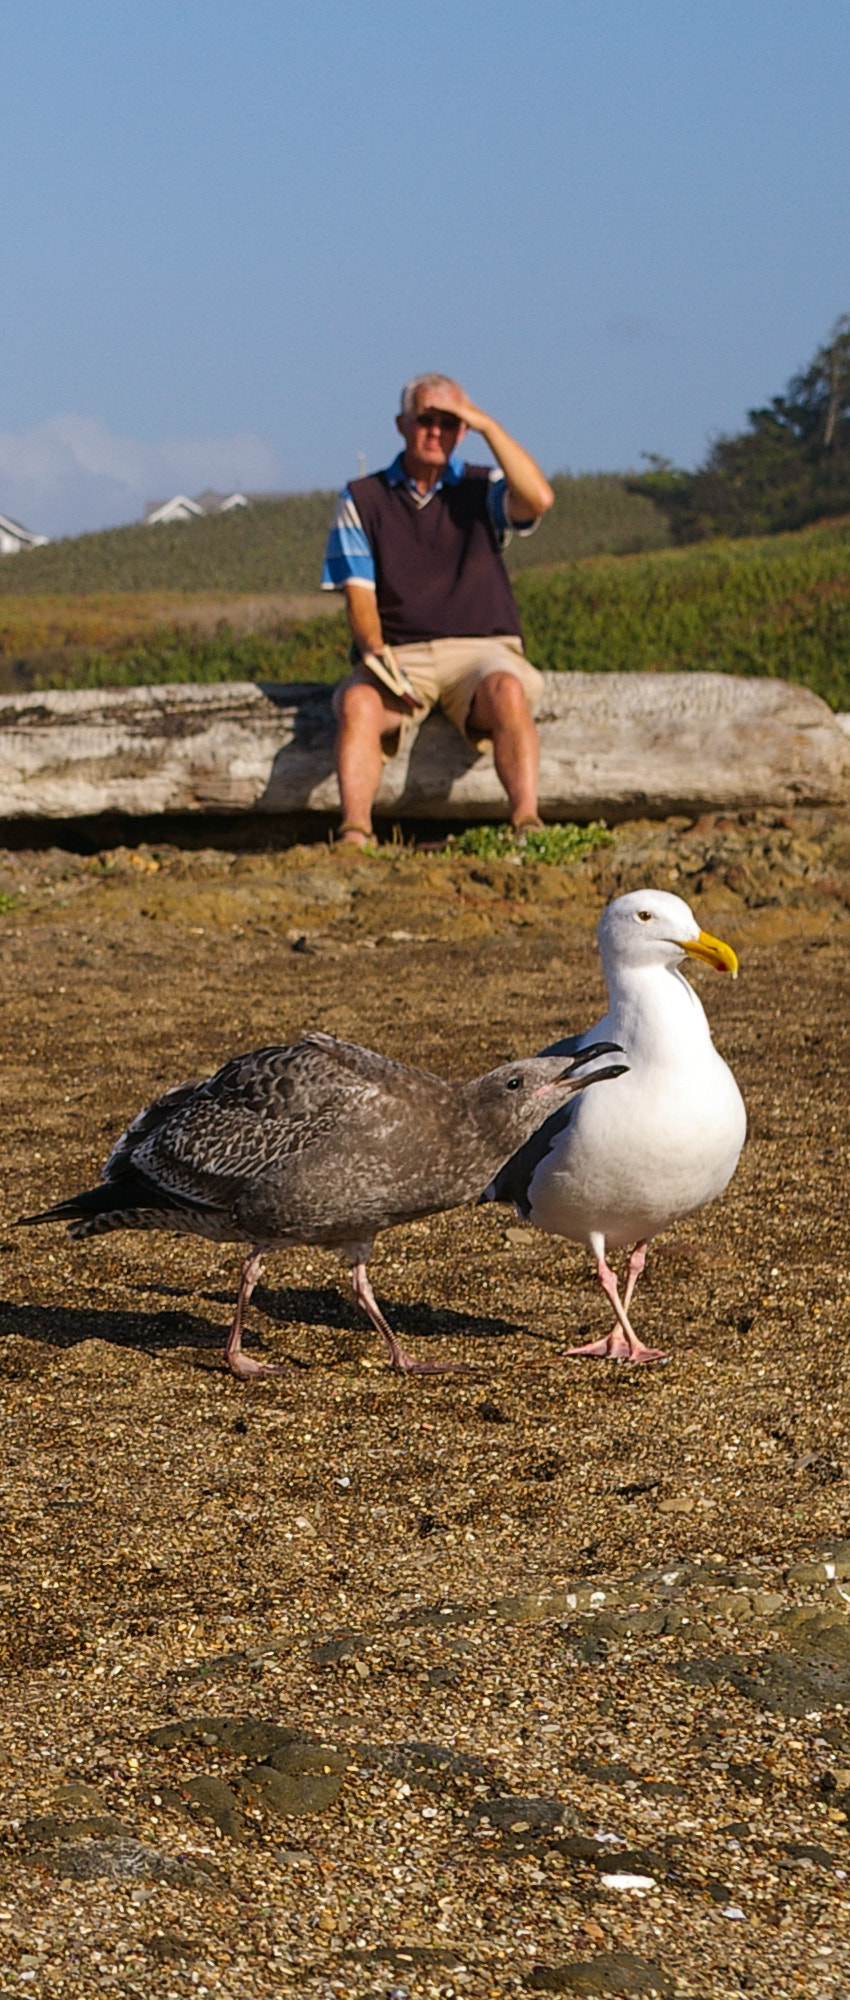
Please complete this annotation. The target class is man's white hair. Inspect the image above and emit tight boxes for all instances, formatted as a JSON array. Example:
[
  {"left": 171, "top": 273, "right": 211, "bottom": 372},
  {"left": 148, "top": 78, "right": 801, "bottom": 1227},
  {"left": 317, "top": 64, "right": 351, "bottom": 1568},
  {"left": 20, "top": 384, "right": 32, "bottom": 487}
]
[{"left": 399, "top": 373, "right": 461, "bottom": 416}]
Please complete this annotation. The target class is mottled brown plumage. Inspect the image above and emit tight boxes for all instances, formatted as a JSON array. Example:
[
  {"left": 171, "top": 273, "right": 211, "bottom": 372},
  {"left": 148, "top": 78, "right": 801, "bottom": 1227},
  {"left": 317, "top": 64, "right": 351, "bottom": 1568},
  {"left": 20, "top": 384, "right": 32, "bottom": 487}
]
[{"left": 22, "top": 1030, "right": 625, "bottom": 1379}]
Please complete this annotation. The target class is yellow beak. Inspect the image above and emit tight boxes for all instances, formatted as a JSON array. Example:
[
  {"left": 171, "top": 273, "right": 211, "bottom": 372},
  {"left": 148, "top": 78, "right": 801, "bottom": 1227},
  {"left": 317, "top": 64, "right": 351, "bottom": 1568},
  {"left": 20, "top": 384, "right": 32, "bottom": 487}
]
[{"left": 679, "top": 929, "right": 739, "bottom": 977}]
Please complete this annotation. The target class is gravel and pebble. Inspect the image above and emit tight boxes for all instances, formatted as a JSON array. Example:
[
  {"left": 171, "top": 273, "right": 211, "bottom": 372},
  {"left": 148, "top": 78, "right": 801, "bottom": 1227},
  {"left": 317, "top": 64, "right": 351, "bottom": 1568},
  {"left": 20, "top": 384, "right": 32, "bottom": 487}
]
[{"left": 0, "top": 806, "right": 848, "bottom": 1997}]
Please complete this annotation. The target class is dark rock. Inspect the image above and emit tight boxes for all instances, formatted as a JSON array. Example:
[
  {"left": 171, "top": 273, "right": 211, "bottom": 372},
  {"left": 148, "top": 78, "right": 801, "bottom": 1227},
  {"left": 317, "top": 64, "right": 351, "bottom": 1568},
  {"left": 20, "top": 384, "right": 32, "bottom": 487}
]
[
  {"left": 393, "top": 1601, "right": 477, "bottom": 1631},
  {"left": 311, "top": 1633, "right": 368, "bottom": 1665},
  {"left": 706, "top": 1879, "right": 735, "bottom": 1904},
  {"left": 175, "top": 1777, "right": 245, "bottom": 1841},
  {"left": 237, "top": 1764, "right": 344, "bottom": 1816},
  {"left": 344, "top": 1946, "right": 461, "bottom": 1969},
  {"left": 618, "top": 1611, "right": 669, "bottom": 1638},
  {"left": 263, "top": 1742, "right": 349, "bottom": 1776},
  {"left": 147, "top": 1715, "right": 307, "bottom": 1758},
  {"left": 676, "top": 1649, "right": 850, "bottom": 1716},
  {"left": 145, "top": 1928, "right": 199, "bottom": 1964},
  {"left": 782, "top": 1841, "right": 837, "bottom": 1868},
  {"left": 477, "top": 1400, "right": 507, "bottom": 1423},
  {"left": 779, "top": 1610, "right": 850, "bottom": 1660},
  {"left": 470, "top": 1796, "right": 580, "bottom": 1834},
  {"left": 573, "top": 1760, "right": 681, "bottom": 1798},
  {"left": 727, "top": 1760, "right": 774, "bottom": 1795},
  {"left": 36, "top": 1836, "right": 225, "bottom": 1888},
  {"left": 529, "top": 1949, "right": 673, "bottom": 1994},
  {"left": 357, "top": 1740, "right": 496, "bottom": 1786},
  {"left": 592, "top": 1848, "right": 666, "bottom": 1880},
  {"left": 22, "top": 1813, "right": 132, "bottom": 1845},
  {"left": 570, "top": 1633, "right": 609, "bottom": 1666}
]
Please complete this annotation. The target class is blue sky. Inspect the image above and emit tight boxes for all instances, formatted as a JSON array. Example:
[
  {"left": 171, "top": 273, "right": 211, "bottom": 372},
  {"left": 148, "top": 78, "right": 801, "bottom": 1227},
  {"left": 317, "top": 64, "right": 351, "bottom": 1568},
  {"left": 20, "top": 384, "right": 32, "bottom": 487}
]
[{"left": 1, "top": 0, "right": 848, "bottom": 538}]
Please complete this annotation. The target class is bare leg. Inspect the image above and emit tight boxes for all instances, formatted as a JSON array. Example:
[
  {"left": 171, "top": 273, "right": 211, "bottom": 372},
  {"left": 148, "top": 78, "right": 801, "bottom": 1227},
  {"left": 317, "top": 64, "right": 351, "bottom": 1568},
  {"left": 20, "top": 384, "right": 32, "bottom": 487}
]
[
  {"left": 562, "top": 1244, "right": 666, "bottom": 1364},
  {"left": 467, "top": 673, "right": 540, "bottom": 828},
  {"left": 225, "top": 1248, "right": 287, "bottom": 1380},
  {"left": 350, "top": 1260, "right": 469, "bottom": 1375},
  {"left": 622, "top": 1240, "right": 648, "bottom": 1314},
  {"left": 334, "top": 680, "right": 406, "bottom": 846}
]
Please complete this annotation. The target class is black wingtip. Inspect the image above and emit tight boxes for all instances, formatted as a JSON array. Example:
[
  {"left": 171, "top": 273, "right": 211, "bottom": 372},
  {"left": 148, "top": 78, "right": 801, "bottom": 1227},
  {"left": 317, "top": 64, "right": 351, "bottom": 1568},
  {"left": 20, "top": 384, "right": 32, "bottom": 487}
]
[{"left": 16, "top": 1201, "right": 76, "bottom": 1228}]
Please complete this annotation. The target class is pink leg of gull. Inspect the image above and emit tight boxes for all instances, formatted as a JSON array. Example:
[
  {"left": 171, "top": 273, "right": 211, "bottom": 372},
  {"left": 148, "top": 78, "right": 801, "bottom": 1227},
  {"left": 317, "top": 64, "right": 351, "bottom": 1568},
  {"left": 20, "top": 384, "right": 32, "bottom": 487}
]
[
  {"left": 562, "top": 1241, "right": 667, "bottom": 1364},
  {"left": 351, "top": 1260, "right": 469, "bottom": 1375},
  {"left": 225, "top": 1248, "right": 288, "bottom": 1380}
]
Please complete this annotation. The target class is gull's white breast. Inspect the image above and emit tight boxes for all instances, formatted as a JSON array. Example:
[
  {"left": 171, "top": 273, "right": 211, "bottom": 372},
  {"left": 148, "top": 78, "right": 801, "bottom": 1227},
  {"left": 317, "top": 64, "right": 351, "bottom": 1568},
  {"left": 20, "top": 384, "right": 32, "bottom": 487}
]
[{"left": 526, "top": 968, "right": 747, "bottom": 1249}]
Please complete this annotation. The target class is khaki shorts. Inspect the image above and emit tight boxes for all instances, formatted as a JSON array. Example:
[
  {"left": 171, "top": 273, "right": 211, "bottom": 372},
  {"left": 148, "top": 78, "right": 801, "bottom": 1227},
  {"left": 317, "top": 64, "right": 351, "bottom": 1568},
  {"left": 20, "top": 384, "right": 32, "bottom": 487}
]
[{"left": 333, "top": 635, "right": 544, "bottom": 754}]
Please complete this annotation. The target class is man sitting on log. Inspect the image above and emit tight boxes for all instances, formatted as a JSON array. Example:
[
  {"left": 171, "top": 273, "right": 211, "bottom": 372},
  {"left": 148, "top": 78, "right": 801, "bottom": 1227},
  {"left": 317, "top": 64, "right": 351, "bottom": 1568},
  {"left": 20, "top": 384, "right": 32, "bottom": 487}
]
[{"left": 321, "top": 373, "right": 555, "bottom": 848}]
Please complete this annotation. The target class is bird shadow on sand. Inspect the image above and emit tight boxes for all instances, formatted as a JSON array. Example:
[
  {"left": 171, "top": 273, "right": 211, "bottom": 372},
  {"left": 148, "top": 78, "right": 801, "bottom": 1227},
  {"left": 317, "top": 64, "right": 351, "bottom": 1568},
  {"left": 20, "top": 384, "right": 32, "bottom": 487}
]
[
  {"left": 0, "top": 1284, "right": 525, "bottom": 1370},
  {"left": 253, "top": 1281, "right": 524, "bottom": 1353},
  {"left": 0, "top": 1297, "right": 223, "bottom": 1364},
  {"left": 128, "top": 1276, "right": 525, "bottom": 1351}
]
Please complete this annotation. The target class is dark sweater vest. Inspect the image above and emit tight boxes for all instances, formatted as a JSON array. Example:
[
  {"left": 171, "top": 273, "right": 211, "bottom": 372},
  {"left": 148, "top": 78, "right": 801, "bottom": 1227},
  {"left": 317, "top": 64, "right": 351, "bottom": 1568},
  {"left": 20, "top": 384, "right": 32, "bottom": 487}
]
[{"left": 349, "top": 464, "right": 524, "bottom": 647}]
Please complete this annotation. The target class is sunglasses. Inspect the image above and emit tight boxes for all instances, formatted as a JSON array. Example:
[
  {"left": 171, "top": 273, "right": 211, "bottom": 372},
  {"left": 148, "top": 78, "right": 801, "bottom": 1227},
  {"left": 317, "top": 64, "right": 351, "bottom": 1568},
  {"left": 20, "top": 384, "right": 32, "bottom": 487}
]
[{"left": 413, "top": 410, "right": 461, "bottom": 431}]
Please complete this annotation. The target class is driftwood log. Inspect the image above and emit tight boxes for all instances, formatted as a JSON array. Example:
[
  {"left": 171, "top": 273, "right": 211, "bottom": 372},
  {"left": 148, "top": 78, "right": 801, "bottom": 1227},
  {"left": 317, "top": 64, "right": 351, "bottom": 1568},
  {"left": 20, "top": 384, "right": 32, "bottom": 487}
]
[{"left": 0, "top": 673, "right": 847, "bottom": 823}]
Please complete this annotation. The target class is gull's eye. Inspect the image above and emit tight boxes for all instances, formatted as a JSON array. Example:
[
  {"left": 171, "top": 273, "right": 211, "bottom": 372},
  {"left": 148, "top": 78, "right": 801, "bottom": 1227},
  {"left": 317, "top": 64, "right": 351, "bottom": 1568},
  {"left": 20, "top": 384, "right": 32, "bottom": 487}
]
[
  {"left": 636, "top": 910, "right": 653, "bottom": 922},
  {"left": 506, "top": 1076, "right": 522, "bottom": 1091}
]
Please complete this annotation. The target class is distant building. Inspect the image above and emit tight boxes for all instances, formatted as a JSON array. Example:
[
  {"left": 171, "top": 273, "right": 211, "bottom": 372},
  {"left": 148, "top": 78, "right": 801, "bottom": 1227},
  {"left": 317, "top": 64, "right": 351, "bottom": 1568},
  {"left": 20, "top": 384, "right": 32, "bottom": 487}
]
[
  {"left": 144, "top": 490, "right": 250, "bottom": 525},
  {"left": 194, "top": 488, "right": 250, "bottom": 514},
  {"left": 0, "top": 512, "right": 50, "bottom": 556}
]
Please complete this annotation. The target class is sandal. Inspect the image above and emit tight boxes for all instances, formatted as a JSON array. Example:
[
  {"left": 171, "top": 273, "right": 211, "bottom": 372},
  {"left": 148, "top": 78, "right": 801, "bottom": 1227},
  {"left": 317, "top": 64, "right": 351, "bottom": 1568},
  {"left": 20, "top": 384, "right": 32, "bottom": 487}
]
[
  {"left": 333, "top": 823, "right": 378, "bottom": 852},
  {"left": 511, "top": 815, "right": 545, "bottom": 845}
]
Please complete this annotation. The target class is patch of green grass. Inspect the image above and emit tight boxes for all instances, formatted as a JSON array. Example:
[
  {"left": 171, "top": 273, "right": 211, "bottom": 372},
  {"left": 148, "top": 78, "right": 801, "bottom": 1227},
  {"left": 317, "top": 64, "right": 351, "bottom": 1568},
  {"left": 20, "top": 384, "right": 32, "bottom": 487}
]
[
  {"left": 449, "top": 821, "right": 612, "bottom": 865},
  {"left": 0, "top": 893, "right": 18, "bottom": 915}
]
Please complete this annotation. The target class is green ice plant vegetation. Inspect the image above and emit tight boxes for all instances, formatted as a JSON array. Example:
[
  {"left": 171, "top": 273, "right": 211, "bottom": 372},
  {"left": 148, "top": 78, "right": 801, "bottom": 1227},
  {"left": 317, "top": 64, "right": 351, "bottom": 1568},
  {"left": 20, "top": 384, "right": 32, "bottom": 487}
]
[
  {"left": 514, "top": 516, "right": 850, "bottom": 710},
  {"left": 449, "top": 822, "right": 612, "bottom": 864}
]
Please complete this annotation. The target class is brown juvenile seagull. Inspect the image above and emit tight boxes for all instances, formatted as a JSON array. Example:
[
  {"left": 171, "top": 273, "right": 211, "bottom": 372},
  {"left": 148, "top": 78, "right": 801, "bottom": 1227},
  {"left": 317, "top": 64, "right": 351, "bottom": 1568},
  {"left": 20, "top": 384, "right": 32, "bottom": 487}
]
[{"left": 21, "top": 1031, "right": 626, "bottom": 1380}]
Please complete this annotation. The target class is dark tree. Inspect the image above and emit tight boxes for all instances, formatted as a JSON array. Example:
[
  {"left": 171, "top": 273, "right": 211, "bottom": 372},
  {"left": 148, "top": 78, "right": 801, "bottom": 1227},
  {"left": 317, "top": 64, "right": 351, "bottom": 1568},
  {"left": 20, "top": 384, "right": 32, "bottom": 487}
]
[{"left": 630, "top": 316, "right": 850, "bottom": 541}]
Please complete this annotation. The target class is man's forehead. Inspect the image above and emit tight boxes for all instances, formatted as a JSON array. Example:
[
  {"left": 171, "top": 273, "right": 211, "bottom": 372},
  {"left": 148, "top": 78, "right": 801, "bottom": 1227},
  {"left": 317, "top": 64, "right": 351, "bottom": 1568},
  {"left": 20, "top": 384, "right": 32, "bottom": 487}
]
[{"left": 410, "top": 379, "right": 458, "bottom": 410}]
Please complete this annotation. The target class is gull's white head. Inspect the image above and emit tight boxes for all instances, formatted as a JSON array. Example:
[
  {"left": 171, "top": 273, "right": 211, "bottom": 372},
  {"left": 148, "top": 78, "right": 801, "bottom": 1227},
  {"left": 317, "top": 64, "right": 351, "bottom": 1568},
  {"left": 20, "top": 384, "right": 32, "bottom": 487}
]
[{"left": 597, "top": 889, "right": 738, "bottom": 979}]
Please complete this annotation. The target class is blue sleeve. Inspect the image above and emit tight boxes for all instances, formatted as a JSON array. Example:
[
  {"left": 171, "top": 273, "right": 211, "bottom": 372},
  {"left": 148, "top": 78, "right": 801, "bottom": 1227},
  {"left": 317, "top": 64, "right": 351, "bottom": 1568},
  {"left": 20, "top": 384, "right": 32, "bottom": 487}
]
[
  {"left": 487, "top": 472, "right": 541, "bottom": 543},
  {"left": 321, "top": 486, "right": 376, "bottom": 589}
]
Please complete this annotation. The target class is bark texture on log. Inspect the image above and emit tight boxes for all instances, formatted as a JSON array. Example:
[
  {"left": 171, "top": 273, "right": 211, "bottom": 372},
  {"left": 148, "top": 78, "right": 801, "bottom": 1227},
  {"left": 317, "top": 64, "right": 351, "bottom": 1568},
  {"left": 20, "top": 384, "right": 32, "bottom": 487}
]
[{"left": 0, "top": 673, "right": 847, "bottom": 822}]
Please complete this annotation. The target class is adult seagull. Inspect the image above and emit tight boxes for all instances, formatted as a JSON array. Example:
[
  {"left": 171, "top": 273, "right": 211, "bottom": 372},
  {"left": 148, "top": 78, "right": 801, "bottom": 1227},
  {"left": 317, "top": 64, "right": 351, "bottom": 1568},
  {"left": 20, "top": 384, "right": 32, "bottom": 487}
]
[
  {"left": 483, "top": 890, "right": 746, "bottom": 1363},
  {"left": 21, "top": 1031, "right": 626, "bottom": 1380}
]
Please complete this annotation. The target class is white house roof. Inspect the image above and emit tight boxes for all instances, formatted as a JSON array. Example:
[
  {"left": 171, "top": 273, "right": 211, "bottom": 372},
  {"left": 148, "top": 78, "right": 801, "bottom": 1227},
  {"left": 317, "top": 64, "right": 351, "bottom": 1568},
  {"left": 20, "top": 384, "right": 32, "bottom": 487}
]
[
  {"left": 194, "top": 488, "right": 249, "bottom": 514},
  {"left": 144, "top": 494, "right": 206, "bottom": 526},
  {"left": 0, "top": 512, "right": 50, "bottom": 554},
  {"left": 144, "top": 490, "right": 250, "bottom": 525}
]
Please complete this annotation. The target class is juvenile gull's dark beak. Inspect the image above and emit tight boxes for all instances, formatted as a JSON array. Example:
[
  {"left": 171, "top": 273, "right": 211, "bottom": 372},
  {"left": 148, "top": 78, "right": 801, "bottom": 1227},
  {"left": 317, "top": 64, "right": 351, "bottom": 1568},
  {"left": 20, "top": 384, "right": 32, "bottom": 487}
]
[
  {"left": 531, "top": 1041, "right": 628, "bottom": 1097},
  {"left": 560, "top": 1040, "right": 629, "bottom": 1089}
]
